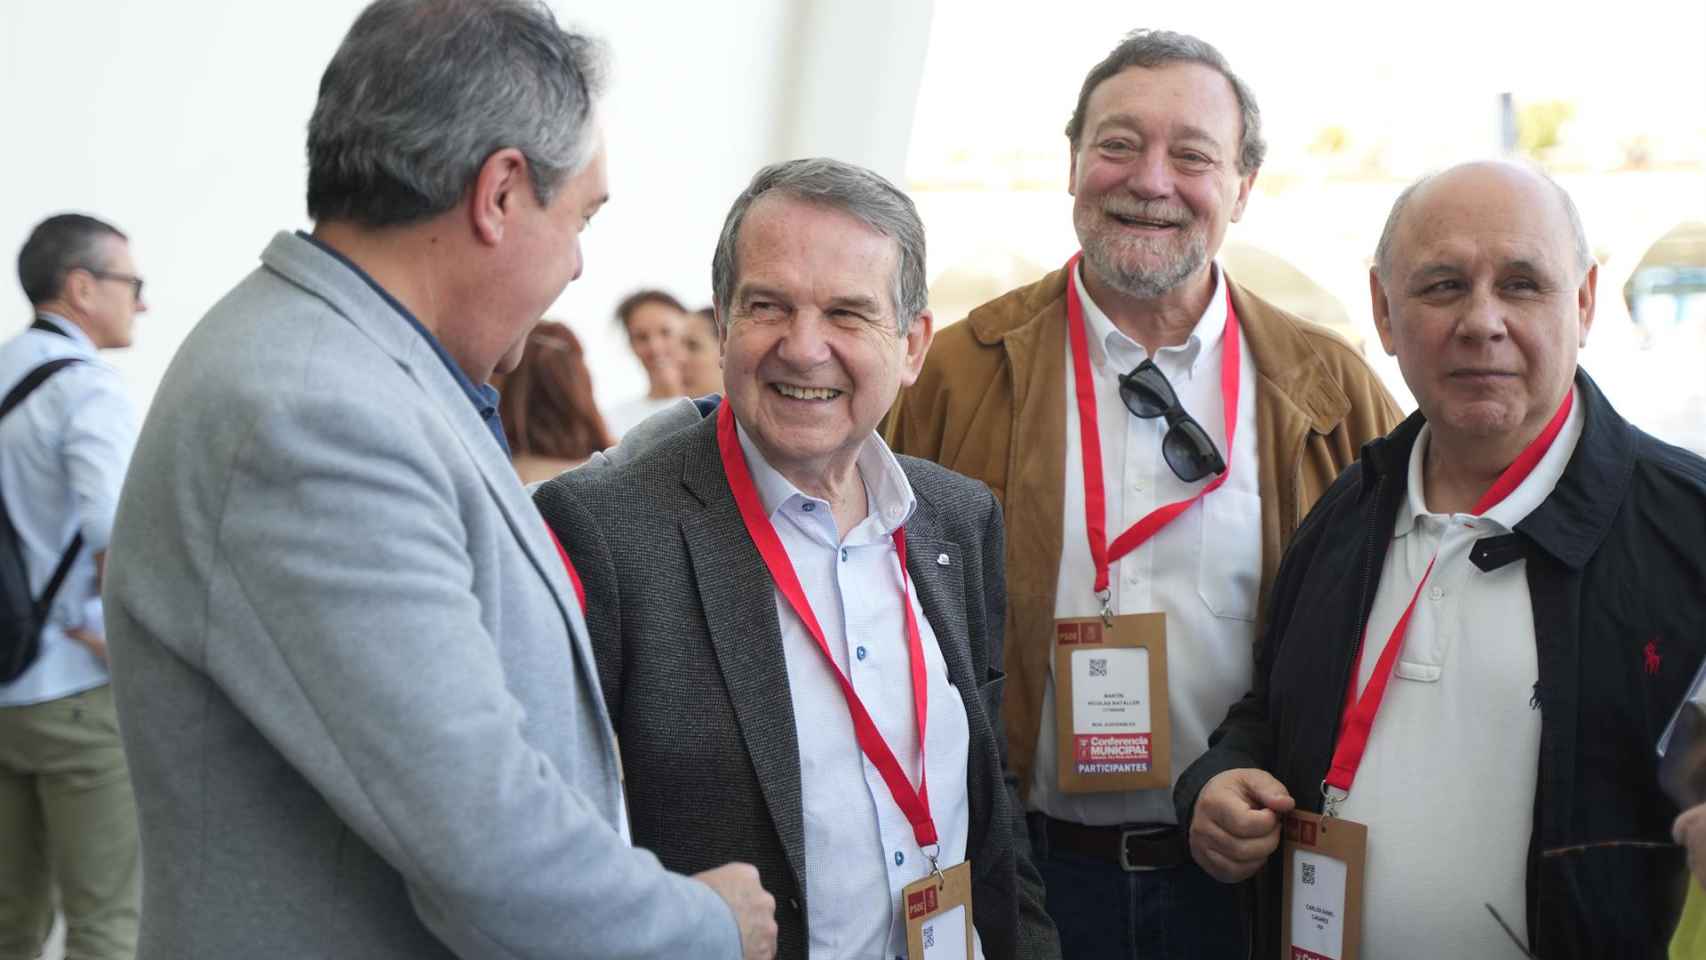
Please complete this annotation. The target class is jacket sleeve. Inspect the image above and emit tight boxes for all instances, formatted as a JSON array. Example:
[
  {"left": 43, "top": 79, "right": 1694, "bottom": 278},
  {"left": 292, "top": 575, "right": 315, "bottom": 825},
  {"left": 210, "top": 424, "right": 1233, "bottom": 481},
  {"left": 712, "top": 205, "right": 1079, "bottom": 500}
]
[
  {"left": 977, "top": 488, "right": 1063, "bottom": 959},
  {"left": 1173, "top": 475, "right": 1346, "bottom": 829},
  {"left": 212, "top": 391, "right": 740, "bottom": 960}
]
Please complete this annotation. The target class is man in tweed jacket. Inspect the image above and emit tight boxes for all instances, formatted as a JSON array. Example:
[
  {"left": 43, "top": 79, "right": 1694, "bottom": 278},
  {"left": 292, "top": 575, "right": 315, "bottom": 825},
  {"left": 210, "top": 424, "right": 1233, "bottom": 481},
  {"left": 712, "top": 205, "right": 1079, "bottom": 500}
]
[{"left": 537, "top": 159, "right": 1059, "bottom": 959}]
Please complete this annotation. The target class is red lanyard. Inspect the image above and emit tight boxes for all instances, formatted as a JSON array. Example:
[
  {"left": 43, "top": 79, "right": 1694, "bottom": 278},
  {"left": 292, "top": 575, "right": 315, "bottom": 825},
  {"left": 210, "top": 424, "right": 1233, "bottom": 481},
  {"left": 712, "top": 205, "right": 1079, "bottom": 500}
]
[
  {"left": 1066, "top": 252, "right": 1242, "bottom": 598},
  {"left": 545, "top": 527, "right": 587, "bottom": 614},
  {"left": 1324, "top": 391, "right": 1575, "bottom": 797},
  {"left": 716, "top": 402, "right": 938, "bottom": 848}
]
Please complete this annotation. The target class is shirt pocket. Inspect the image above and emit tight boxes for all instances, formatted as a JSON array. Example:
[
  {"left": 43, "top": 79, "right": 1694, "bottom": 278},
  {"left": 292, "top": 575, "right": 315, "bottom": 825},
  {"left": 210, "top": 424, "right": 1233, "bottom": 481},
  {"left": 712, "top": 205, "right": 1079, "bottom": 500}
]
[{"left": 1197, "top": 488, "right": 1262, "bottom": 622}]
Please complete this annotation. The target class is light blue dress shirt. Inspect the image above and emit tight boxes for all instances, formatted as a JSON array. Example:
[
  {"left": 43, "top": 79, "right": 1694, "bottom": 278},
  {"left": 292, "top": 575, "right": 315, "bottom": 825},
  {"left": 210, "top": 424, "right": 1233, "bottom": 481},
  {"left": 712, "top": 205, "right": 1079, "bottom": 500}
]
[
  {"left": 0, "top": 314, "right": 138, "bottom": 706},
  {"left": 735, "top": 423, "right": 985, "bottom": 960}
]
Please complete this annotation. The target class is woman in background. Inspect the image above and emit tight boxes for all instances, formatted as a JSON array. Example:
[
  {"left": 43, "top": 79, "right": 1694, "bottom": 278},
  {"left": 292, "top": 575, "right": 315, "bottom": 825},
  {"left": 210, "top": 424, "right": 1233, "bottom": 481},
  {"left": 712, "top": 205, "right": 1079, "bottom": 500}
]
[
  {"left": 496, "top": 321, "right": 615, "bottom": 484},
  {"left": 604, "top": 289, "right": 685, "bottom": 437},
  {"left": 678, "top": 306, "right": 722, "bottom": 398}
]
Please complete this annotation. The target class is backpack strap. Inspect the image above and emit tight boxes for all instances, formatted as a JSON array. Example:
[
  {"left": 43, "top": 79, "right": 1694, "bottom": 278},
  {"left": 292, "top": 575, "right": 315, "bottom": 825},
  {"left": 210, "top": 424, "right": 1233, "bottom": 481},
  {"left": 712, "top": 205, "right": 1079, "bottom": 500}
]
[
  {"left": 0, "top": 356, "right": 89, "bottom": 613},
  {"left": 30, "top": 318, "right": 72, "bottom": 339},
  {"left": 1, "top": 357, "right": 84, "bottom": 420}
]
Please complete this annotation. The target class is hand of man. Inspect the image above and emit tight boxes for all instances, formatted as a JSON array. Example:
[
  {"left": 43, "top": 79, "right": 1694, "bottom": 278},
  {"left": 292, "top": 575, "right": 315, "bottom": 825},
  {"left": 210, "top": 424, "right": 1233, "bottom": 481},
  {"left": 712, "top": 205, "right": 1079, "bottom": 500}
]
[
  {"left": 694, "top": 862, "right": 777, "bottom": 960},
  {"left": 67, "top": 626, "right": 109, "bottom": 663},
  {"left": 1675, "top": 803, "right": 1706, "bottom": 889},
  {"left": 1190, "top": 768, "right": 1296, "bottom": 883}
]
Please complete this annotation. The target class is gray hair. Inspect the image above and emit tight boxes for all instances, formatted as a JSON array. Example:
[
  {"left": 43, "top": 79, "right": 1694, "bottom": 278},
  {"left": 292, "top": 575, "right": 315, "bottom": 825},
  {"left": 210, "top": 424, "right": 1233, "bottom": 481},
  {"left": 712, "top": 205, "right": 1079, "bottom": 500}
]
[
  {"left": 710, "top": 158, "right": 928, "bottom": 335},
  {"left": 1373, "top": 165, "right": 1594, "bottom": 283},
  {"left": 307, "top": 0, "right": 606, "bottom": 227},
  {"left": 16, "top": 213, "right": 127, "bottom": 306},
  {"left": 1066, "top": 29, "right": 1266, "bottom": 176}
]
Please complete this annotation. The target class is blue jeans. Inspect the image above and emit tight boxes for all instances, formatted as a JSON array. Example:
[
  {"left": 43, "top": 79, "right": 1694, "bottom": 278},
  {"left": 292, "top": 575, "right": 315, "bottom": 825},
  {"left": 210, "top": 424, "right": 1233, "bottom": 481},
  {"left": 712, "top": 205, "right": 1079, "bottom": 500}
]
[{"left": 1030, "top": 818, "right": 1249, "bottom": 959}]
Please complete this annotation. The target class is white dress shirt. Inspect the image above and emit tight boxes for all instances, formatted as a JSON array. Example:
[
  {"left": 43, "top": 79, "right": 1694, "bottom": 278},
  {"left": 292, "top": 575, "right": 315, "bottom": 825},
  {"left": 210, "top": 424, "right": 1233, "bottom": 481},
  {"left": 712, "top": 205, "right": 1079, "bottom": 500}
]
[
  {"left": 1336, "top": 387, "right": 1582, "bottom": 958},
  {"left": 1031, "top": 263, "right": 1262, "bottom": 826},
  {"left": 737, "top": 424, "right": 984, "bottom": 960},
  {"left": 0, "top": 314, "right": 138, "bottom": 707}
]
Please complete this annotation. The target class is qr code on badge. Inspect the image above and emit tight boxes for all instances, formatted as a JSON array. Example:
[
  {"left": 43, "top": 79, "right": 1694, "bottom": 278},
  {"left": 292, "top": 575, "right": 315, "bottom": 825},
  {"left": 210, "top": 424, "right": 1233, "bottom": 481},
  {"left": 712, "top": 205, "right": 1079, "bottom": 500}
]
[
  {"left": 1301, "top": 861, "right": 1316, "bottom": 886},
  {"left": 923, "top": 924, "right": 935, "bottom": 949},
  {"left": 1089, "top": 657, "right": 1108, "bottom": 678}
]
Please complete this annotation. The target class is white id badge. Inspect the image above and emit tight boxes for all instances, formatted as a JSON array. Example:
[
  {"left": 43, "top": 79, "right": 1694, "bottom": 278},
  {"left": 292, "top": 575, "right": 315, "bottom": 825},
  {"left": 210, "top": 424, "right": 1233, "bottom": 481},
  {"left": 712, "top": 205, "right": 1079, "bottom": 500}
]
[{"left": 1281, "top": 811, "right": 1366, "bottom": 960}]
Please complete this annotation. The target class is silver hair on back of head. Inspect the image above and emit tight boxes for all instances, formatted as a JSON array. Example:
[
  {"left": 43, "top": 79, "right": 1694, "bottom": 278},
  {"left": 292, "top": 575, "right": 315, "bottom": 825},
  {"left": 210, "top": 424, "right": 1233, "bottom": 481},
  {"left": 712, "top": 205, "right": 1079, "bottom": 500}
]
[
  {"left": 710, "top": 158, "right": 928, "bottom": 335},
  {"left": 1372, "top": 164, "right": 1594, "bottom": 283},
  {"left": 1066, "top": 29, "right": 1266, "bottom": 176},
  {"left": 306, "top": 0, "right": 606, "bottom": 228}
]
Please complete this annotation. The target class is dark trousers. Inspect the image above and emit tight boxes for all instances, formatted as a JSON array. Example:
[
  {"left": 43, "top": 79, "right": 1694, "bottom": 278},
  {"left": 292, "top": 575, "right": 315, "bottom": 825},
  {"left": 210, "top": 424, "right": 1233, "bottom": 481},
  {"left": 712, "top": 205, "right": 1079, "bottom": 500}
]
[{"left": 1030, "top": 814, "right": 1249, "bottom": 960}]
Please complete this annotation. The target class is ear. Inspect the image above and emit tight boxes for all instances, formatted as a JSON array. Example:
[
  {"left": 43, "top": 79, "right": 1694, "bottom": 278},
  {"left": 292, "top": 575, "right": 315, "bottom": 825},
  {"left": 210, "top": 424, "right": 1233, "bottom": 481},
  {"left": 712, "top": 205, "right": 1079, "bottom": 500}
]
[
  {"left": 1229, "top": 168, "right": 1258, "bottom": 223},
  {"left": 1369, "top": 267, "right": 1398, "bottom": 357},
  {"left": 898, "top": 309, "right": 936, "bottom": 387},
  {"left": 1067, "top": 142, "right": 1081, "bottom": 197},
  {"left": 1576, "top": 261, "right": 1598, "bottom": 347},
  {"left": 61, "top": 267, "right": 97, "bottom": 310},
  {"left": 468, "top": 147, "right": 532, "bottom": 247}
]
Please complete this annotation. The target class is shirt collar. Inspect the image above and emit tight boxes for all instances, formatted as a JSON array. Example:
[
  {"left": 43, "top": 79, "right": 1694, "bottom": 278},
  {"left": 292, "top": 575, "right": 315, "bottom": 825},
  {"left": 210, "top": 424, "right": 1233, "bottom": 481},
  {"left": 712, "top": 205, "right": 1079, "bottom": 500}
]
[
  {"left": 733, "top": 421, "right": 917, "bottom": 539},
  {"left": 33, "top": 312, "right": 95, "bottom": 352},
  {"left": 1072, "top": 260, "right": 1227, "bottom": 378},
  {"left": 1396, "top": 384, "right": 1585, "bottom": 537},
  {"left": 296, "top": 231, "right": 508, "bottom": 455}
]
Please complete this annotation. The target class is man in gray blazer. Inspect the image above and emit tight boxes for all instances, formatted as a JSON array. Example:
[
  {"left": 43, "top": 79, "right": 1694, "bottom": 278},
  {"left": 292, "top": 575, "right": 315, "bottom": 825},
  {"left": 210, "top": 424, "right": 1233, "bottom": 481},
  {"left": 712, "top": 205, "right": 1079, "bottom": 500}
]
[
  {"left": 102, "top": 2, "right": 775, "bottom": 958},
  {"left": 536, "top": 159, "right": 1060, "bottom": 959}
]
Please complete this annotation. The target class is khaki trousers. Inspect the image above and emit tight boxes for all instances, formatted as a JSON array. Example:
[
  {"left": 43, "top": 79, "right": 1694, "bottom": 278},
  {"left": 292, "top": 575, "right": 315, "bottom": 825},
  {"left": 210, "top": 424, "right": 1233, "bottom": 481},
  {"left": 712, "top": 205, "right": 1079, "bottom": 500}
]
[{"left": 0, "top": 683, "right": 139, "bottom": 960}]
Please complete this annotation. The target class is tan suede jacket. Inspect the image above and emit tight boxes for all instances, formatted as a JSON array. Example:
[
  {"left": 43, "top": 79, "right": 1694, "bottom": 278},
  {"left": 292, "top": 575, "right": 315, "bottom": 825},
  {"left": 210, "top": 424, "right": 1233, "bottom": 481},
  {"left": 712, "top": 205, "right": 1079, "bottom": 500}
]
[{"left": 884, "top": 265, "right": 1404, "bottom": 800}]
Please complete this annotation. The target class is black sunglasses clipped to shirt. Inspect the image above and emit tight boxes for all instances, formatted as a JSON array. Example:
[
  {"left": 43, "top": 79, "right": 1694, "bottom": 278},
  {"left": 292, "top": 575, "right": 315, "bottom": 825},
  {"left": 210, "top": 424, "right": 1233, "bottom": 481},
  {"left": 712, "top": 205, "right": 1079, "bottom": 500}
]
[{"left": 1117, "top": 359, "right": 1227, "bottom": 483}]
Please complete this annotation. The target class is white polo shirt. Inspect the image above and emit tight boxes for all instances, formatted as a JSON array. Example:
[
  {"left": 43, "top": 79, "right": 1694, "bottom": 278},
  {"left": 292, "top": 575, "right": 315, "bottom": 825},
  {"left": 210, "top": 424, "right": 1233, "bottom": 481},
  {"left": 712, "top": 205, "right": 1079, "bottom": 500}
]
[
  {"left": 1031, "top": 263, "right": 1262, "bottom": 827},
  {"left": 1336, "top": 387, "right": 1583, "bottom": 958}
]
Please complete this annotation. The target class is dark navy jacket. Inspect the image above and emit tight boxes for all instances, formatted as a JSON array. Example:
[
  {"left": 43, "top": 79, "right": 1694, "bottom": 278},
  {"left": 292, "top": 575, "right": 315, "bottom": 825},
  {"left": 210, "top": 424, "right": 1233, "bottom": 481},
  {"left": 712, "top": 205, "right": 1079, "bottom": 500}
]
[{"left": 1178, "top": 369, "right": 1706, "bottom": 958}]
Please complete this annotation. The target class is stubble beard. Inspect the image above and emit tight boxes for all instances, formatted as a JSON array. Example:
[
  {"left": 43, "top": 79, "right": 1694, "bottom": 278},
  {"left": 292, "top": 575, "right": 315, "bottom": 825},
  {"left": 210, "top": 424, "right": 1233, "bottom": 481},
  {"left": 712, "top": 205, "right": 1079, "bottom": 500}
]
[{"left": 1076, "top": 208, "right": 1208, "bottom": 301}]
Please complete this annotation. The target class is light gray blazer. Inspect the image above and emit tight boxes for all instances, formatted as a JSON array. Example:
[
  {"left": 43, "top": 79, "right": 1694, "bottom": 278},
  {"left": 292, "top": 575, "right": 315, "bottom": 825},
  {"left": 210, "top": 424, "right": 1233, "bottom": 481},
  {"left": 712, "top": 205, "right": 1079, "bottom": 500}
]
[{"left": 104, "top": 232, "right": 739, "bottom": 960}]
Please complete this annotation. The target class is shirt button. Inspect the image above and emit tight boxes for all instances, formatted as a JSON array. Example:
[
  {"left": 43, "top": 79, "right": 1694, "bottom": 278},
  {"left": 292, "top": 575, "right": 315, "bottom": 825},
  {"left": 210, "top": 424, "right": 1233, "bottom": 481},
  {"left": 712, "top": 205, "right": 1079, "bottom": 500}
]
[
  {"left": 894, "top": 850, "right": 905, "bottom": 866},
  {"left": 1429, "top": 585, "right": 1445, "bottom": 601},
  {"left": 801, "top": 502, "right": 815, "bottom": 512},
  {"left": 840, "top": 548, "right": 849, "bottom": 562},
  {"left": 856, "top": 646, "right": 868, "bottom": 661}
]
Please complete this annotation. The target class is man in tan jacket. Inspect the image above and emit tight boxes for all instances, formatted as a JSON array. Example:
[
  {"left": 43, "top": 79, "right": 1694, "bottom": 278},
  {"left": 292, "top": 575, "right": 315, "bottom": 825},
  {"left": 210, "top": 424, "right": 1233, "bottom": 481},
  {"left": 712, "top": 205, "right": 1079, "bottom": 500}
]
[{"left": 885, "top": 29, "right": 1399, "bottom": 959}]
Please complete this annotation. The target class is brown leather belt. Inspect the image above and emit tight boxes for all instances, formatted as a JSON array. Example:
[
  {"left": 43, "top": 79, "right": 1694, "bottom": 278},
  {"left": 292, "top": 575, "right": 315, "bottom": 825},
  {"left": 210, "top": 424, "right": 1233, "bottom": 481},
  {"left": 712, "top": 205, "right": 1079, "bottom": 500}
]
[{"left": 1035, "top": 814, "right": 1187, "bottom": 871}]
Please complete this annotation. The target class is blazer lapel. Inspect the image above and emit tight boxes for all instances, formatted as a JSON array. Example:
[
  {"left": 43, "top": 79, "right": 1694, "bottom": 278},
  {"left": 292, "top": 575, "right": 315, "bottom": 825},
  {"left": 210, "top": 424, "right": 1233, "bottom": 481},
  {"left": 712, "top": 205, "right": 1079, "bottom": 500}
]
[
  {"left": 679, "top": 427, "right": 809, "bottom": 897},
  {"left": 902, "top": 511, "right": 997, "bottom": 862},
  {"left": 258, "top": 233, "right": 600, "bottom": 707}
]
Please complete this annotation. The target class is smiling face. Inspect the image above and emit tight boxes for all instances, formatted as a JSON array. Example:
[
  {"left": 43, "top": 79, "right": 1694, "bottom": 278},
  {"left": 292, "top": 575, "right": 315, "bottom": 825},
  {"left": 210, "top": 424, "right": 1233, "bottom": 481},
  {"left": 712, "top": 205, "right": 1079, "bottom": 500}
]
[
  {"left": 1069, "top": 62, "right": 1254, "bottom": 300},
  {"left": 490, "top": 138, "right": 608, "bottom": 378},
  {"left": 721, "top": 194, "right": 932, "bottom": 484},
  {"left": 1373, "top": 162, "right": 1596, "bottom": 446},
  {"left": 624, "top": 300, "right": 684, "bottom": 387},
  {"left": 678, "top": 308, "right": 722, "bottom": 396}
]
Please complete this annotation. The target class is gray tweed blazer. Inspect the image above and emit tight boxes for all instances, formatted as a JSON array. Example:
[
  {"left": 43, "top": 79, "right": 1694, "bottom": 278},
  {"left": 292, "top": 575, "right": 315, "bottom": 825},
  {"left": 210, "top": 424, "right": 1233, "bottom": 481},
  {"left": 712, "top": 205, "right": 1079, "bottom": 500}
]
[{"left": 535, "top": 414, "right": 1061, "bottom": 960}]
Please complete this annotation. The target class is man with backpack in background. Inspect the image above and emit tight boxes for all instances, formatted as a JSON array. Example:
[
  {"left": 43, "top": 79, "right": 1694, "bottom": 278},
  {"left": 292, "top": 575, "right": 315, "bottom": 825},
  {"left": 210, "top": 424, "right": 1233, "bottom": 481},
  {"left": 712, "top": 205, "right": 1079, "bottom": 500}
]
[{"left": 0, "top": 212, "right": 146, "bottom": 960}]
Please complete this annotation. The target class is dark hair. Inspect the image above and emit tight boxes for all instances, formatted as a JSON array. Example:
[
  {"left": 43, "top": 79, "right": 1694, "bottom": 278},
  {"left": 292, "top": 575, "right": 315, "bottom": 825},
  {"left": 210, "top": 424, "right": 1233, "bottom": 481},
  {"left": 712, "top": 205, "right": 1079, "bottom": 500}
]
[
  {"left": 306, "top": 0, "right": 606, "bottom": 227},
  {"left": 614, "top": 289, "right": 686, "bottom": 331},
  {"left": 495, "top": 321, "right": 614, "bottom": 459},
  {"left": 17, "top": 213, "right": 127, "bottom": 306},
  {"left": 1065, "top": 29, "right": 1266, "bottom": 176}
]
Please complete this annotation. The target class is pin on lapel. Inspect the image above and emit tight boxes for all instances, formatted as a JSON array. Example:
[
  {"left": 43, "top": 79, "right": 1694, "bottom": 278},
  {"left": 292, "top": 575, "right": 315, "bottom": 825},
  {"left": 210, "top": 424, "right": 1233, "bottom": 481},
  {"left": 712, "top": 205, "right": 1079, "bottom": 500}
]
[{"left": 936, "top": 553, "right": 950, "bottom": 567}]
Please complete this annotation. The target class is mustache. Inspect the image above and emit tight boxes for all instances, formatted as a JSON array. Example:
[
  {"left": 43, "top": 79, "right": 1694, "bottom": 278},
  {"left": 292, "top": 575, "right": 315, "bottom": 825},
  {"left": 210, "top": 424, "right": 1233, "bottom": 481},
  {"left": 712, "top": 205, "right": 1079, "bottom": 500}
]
[{"left": 1102, "top": 200, "right": 1192, "bottom": 224}]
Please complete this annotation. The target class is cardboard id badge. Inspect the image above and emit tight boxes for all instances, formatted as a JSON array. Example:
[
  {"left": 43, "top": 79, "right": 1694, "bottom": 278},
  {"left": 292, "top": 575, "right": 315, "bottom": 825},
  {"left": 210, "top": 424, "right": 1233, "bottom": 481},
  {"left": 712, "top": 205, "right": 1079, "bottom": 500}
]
[
  {"left": 903, "top": 860, "right": 974, "bottom": 960},
  {"left": 1054, "top": 613, "right": 1169, "bottom": 793},
  {"left": 1280, "top": 812, "right": 1367, "bottom": 960}
]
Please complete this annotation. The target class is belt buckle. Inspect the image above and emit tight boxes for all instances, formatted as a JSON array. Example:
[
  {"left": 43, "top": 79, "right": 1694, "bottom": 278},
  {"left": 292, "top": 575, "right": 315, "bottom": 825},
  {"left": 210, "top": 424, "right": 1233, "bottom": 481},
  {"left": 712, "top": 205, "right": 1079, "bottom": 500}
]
[{"left": 1117, "top": 827, "right": 1162, "bottom": 872}]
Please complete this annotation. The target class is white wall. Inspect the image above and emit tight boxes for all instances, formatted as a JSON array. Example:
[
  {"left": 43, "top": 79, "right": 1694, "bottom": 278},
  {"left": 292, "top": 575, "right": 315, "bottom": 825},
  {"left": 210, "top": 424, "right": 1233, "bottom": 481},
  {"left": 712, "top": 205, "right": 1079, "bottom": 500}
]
[{"left": 0, "top": 0, "right": 933, "bottom": 411}]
